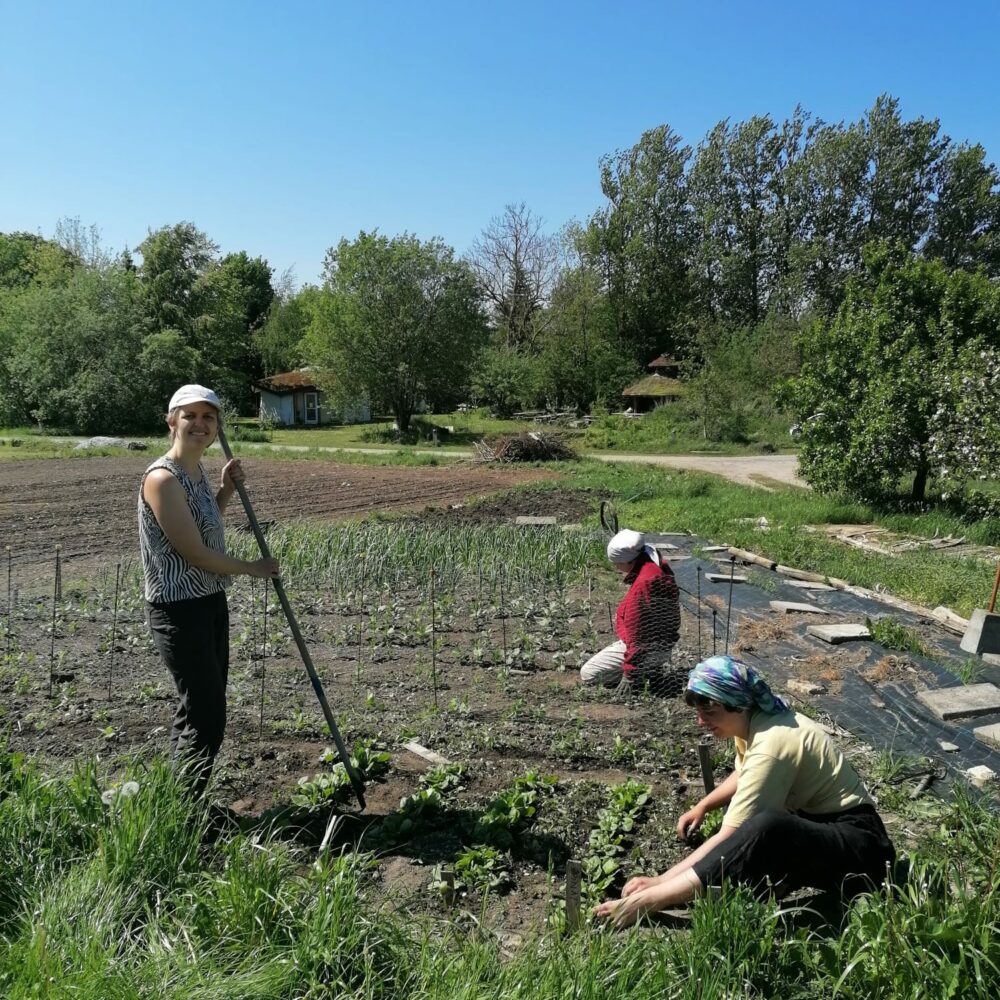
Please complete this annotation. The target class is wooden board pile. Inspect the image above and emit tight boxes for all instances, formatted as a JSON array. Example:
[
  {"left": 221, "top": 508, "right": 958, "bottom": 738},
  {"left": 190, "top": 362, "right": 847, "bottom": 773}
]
[{"left": 474, "top": 431, "right": 578, "bottom": 463}]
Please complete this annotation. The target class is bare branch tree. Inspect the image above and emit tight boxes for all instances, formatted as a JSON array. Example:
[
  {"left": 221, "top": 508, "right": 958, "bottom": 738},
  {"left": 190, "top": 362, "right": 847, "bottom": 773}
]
[{"left": 467, "top": 202, "right": 560, "bottom": 349}]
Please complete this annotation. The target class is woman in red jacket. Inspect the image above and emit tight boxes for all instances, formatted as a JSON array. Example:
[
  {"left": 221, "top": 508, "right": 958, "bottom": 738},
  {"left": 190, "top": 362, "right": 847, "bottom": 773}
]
[{"left": 580, "top": 529, "right": 681, "bottom": 695}]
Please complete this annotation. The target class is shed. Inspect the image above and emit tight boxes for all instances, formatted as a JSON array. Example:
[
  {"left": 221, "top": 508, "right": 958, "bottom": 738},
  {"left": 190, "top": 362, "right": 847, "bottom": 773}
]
[
  {"left": 255, "top": 370, "right": 370, "bottom": 427},
  {"left": 622, "top": 355, "right": 685, "bottom": 412}
]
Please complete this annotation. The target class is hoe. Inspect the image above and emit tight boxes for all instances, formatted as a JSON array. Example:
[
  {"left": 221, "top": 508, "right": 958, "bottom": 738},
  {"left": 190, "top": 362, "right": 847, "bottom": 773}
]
[{"left": 218, "top": 427, "right": 366, "bottom": 810}]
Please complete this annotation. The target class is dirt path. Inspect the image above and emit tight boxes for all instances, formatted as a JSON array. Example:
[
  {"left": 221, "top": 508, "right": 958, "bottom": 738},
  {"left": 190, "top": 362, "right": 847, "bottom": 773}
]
[{"left": 587, "top": 452, "right": 805, "bottom": 488}]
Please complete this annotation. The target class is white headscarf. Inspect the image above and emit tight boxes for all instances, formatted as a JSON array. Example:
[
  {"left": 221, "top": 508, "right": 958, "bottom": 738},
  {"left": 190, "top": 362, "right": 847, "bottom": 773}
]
[{"left": 606, "top": 529, "right": 660, "bottom": 566}]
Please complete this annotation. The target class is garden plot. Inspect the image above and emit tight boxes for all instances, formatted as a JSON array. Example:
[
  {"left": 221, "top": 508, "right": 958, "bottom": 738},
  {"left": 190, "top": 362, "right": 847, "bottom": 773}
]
[
  {"left": 0, "top": 498, "right": 988, "bottom": 937},
  {"left": 0, "top": 455, "right": 556, "bottom": 591}
]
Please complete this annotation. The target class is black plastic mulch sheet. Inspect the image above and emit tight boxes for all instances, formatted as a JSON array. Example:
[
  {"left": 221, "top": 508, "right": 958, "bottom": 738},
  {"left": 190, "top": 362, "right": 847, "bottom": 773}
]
[{"left": 647, "top": 533, "right": 1000, "bottom": 787}]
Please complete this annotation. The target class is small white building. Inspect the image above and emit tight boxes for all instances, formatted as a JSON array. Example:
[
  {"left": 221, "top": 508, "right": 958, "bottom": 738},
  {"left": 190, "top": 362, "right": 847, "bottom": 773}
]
[{"left": 255, "top": 369, "right": 370, "bottom": 427}]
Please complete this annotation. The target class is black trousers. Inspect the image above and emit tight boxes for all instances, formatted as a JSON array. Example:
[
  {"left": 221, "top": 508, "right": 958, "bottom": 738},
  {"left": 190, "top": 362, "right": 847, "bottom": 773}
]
[
  {"left": 147, "top": 591, "right": 230, "bottom": 797},
  {"left": 691, "top": 805, "right": 896, "bottom": 898}
]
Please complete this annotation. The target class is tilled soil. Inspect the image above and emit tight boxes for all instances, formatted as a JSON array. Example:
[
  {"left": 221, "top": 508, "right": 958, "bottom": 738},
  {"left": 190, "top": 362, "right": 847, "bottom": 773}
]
[{"left": 0, "top": 456, "right": 555, "bottom": 588}]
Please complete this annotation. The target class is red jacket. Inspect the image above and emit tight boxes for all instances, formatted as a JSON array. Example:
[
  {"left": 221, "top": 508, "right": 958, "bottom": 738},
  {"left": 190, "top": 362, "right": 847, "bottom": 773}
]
[{"left": 616, "top": 556, "right": 680, "bottom": 678}]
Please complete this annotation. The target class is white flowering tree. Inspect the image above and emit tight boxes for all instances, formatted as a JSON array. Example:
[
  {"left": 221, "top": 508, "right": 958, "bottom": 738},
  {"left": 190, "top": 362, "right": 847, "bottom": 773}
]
[
  {"left": 786, "top": 245, "right": 1000, "bottom": 503},
  {"left": 929, "top": 343, "right": 1000, "bottom": 486}
]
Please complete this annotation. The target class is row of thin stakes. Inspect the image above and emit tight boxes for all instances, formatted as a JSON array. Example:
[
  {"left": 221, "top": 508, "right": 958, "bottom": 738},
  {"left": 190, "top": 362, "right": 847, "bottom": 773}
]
[
  {"left": 1, "top": 545, "right": 277, "bottom": 736},
  {"left": 1, "top": 544, "right": 535, "bottom": 729}
]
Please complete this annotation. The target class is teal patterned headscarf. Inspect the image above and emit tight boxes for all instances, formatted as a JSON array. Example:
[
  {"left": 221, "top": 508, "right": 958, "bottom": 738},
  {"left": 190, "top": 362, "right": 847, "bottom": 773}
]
[{"left": 687, "top": 655, "right": 789, "bottom": 715}]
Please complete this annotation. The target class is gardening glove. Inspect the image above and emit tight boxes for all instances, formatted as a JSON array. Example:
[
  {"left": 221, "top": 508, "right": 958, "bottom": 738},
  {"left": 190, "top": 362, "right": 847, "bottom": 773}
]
[{"left": 612, "top": 674, "right": 634, "bottom": 701}]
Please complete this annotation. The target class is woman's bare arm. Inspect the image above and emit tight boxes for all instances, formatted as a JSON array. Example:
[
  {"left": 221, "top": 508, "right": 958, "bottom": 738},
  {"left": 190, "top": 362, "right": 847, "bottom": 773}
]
[{"left": 144, "top": 470, "right": 276, "bottom": 578}]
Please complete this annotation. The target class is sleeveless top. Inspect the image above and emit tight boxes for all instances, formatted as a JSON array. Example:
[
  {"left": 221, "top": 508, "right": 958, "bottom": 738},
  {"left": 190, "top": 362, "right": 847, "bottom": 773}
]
[{"left": 138, "top": 456, "right": 228, "bottom": 603}]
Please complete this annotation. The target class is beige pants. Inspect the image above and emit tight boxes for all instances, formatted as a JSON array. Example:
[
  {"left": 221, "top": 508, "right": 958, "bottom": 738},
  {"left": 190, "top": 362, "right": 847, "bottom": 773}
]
[
  {"left": 579, "top": 640, "right": 677, "bottom": 688},
  {"left": 579, "top": 640, "right": 627, "bottom": 686}
]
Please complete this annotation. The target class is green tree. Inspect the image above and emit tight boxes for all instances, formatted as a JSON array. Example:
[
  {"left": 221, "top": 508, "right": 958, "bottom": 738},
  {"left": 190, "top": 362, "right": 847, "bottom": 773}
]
[
  {"left": 581, "top": 125, "right": 694, "bottom": 362},
  {"left": 254, "top": 285, "right": 317, "bottom": 375},
  {"left": 195, "top": 250, "right": 275, "bottom": 405},
  {"left": 0, "top": 232, "right": 78, "bottom": 290},
  {"left": 303, "top": 232, "right": 486, "bottom": 432},
  {"left": 786, "top": 244, "right": 1000, "bottom": 502},
  {"left": 137, "top": 222, "right": 218, "bottom": 337},
  {"left": 534, "top": 260, "right": 632, "bottom": 410},
  {"left": 925, "top": 143, "right": 1000, "bottom": 274},
  {"left": 0, "top": 265, "right": 149, "bottom": 432},
  {"left": 470, "top": 345, "right": 540, "bottom": 417}
]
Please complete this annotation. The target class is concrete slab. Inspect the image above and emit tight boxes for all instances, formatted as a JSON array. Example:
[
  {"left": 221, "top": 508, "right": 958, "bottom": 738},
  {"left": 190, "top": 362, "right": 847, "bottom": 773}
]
[
  {"left": 514, "top": 516, "right": 557, "bottom": 526},
  {"left": 705, "top": 572, "right": 747, "bottom": 583},
  {"left": 806, "top": 624, "right": 871, "bottom": 644},
  {"left": 982, "top": 653, "right": 1000, "bottom": 667},
  {"left": 960, "top": 608, "right": 1000, "bottom": 655},
  {"left": 973, "top": 723, "right": 1000, "bottom": 750},
  {"left": 915, "top": 683, "right": 1000, "bottom": 721},
  {"left": 938, "top": 741, "right": 960, "bottom": 753},
  {"left": 652, "top": 542, "right": 679, "bottom": 552},
  {"left": 770, "top": 600, "right": 829, "bottom": 615},
  {"left": 783, "top": 579, "right": 835, "bottom": 592}
]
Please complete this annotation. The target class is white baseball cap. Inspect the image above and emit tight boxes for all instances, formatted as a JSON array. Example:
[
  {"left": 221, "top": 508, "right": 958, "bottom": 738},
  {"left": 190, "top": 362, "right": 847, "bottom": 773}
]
[{"left": 168, "top": 384, "right": 221, "bottom": 412}]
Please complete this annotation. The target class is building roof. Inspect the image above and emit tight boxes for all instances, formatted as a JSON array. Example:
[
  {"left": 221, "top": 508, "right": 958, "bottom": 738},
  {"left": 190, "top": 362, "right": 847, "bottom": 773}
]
[
  {"left": 622, "top": 374, "right": 685, "bottom": 398},
  {"left": 648, "top": 354, "right": 678, "bottom": 368},
  {"left": 255, "top": 370, "right": 321, "bottom": 394}
]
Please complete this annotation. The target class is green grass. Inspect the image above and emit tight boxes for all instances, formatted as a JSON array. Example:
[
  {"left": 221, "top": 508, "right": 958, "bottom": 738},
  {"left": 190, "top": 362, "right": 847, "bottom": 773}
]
[
  {"left": 582, "top": 404, "right": 794, "bottom": 455},
  {"left": 564, "top": 461, "right": 999, "bottom": 617},
  {"left": 0, "top": 437, "right": 139, "bottom": 461},
  {"left": 265, "top": 410, "right": 542, "bottom": 450},
  {"left": 1, "top": 744, "right": 998, "bottom": 998}
]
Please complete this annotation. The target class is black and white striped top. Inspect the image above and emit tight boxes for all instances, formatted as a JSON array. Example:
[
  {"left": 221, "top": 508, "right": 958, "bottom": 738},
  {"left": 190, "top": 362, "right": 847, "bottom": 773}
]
[{"left": 138, "top": 456, "right": 228, "bottom": 603}]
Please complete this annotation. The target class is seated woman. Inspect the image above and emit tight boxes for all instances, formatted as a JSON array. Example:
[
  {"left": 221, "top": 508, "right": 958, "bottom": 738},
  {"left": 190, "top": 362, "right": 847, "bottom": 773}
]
[
  {"left": 594, "top": 655, "right": 895, "bottom": 927},
  {"left": 579, "top": 529, "right": 681, "bottom": 695}
]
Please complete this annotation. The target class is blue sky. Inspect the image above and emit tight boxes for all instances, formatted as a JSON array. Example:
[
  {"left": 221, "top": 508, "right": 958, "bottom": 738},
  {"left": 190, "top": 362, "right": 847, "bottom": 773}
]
[{"left": 2, "top": 1, "right": 998, "bottom": 285}]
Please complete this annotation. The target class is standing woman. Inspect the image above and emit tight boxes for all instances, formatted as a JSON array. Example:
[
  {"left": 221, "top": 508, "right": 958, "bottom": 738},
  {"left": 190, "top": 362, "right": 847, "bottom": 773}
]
[{"left": 139, "top": 385, "right": 279, "bottom": 797}]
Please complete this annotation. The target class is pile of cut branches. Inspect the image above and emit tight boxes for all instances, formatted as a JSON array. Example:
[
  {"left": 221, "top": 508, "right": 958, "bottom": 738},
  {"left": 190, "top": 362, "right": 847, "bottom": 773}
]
[{"left": 474, "top": 431, "right": 577, "bottom": 463}]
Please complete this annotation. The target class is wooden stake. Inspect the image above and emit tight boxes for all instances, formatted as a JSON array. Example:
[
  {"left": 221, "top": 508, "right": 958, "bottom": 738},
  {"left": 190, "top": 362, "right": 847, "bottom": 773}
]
[
  {"left": 430, "top": 568, "right": 438, "bottom": 708},
  {"left": 107, "top": 562, "right": 120, "bottom": 701},
  {"left": 698, "top": 744, "right": 715, "bottom": 794},
  {"left": 565, "top": 859, "right": 582, "bottom": 931}
]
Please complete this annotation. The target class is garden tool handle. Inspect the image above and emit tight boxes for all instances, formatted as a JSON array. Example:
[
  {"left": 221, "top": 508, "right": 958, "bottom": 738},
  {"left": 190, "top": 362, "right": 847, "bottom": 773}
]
[
  {"left": 217, "top": 428, "right": 366, "bottom": 810},
  {"left": 989, "top": 559, "right": 1000, "bottom": 615}
]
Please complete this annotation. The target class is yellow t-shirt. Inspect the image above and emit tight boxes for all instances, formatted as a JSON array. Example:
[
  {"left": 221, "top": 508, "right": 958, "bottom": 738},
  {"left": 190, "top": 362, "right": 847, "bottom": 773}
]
[{"left": 722, "top": 710, "right": 872, "bottom": 829}]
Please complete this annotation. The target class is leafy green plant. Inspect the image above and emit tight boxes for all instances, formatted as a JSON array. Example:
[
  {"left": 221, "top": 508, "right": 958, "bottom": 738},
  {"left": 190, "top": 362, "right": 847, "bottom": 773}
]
[
  {"left": 581, "top": 779, "right": 651, "bottom": 897},
  {"left": 294, "top": 741, "right": 391, "bottom": 812},
  {"left": 866, "top": 615, "right": 928, "bottom": 656},
  {"left": 474, "top": 771, "right": 558, "bottom": 849},
  {"left": 419, "top": 763, "right": 466, "bottom": 796}
]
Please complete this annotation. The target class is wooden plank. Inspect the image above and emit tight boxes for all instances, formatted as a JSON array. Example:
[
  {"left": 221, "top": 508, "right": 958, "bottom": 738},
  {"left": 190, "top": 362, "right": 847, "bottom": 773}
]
[
  {"left": 931, "top": 606, "right": 969, "bottom": 635},
  {"left": 514, "top": 516, "right": 557, "bottom": 526},
  {"left": 401, "top": 741, "right": 451, "bottom": 766},
  {"left": 728, "top": 546, "right": 777, "bottom": 570},
  {"left": 783, "top": 579, "right": 835, "bottom": 591},
  {"left": 776, "top": 565, "right": 828, "bottom": 584},
  {"left": 705, "top": 572, "right": 747, "bottom": 583}
]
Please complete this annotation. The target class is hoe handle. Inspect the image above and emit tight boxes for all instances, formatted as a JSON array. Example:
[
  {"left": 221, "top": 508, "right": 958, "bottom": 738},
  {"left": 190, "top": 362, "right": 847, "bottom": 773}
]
[
  {"left": 217, "top": 428, "right": 366, "bottom": 810},
  {"left": 989, "top": 560, "right": 1000, "bottom": 615}
]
